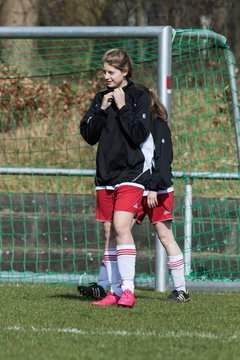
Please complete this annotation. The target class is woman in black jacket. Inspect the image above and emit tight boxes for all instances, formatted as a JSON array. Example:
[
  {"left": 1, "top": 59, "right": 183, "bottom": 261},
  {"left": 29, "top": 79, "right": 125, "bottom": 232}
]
[
  {"left": 79, "top": 85, "right": 190, "bottom": 303},
  {"left": 137, "top": 87, "right": 190, "bottom": 302},
  {"left": 80, "top": 49, "right": 153, "bottom": 307}
]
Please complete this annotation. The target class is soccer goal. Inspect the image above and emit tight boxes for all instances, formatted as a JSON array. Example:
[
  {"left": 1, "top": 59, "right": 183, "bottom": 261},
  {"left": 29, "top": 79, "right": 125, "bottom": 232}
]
[{"left": 0, "top": 26, "right": 239, "bottom": 291}]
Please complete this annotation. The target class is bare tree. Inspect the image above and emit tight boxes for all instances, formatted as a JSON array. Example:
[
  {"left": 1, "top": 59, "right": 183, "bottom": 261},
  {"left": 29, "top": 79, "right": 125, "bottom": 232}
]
[
  {"left": 18, "top": 0, "right": 239, "bottom": 56},
  {"left": 0, "top": 0, "right": 39, "bottom": 26},
  {"left": 0, "top": 0, "right": 40, "bottom": 72}
]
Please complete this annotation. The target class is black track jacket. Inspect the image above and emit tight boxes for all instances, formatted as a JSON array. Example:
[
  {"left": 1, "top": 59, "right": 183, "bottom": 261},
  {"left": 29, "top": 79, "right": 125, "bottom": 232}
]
[
  {"left": 80, "top": 80, "right": 153, "bottom": 187},
  {"left": 147, "top": 117, "right": 173, "bottom": 191}
]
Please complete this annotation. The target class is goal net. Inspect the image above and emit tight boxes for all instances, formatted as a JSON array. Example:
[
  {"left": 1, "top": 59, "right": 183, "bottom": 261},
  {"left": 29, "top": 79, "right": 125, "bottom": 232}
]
[{"left": 0, "top": 28, "right": 239, "bottom": 286}]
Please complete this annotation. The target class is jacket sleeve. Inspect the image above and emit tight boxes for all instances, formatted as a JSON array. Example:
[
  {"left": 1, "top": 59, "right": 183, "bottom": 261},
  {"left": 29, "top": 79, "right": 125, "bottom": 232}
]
[
  {"left": 148, "top": 120, "right": 173, "bottom": 191},
  {"left": 79, "top": 94, "right": 107, "bottom": 145},
  {"left": 117, "top": 91, "right": 150, "bottom": 144}
]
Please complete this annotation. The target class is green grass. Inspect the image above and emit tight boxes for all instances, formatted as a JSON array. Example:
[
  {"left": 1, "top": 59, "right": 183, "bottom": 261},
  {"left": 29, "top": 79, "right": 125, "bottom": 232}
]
[{"left": 0, "top": 285, "right": 239, "bottom": 360}]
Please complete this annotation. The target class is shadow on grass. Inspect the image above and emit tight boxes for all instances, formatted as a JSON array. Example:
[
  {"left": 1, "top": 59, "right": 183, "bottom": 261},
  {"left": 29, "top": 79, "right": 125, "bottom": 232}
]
[
  {"left": 136, "top": 293, "right": 167, "bottom": 302},
  {"left": 49, "top": 293, "right": 91, "bottom": 302},
  {"left": 133, "top": 288, "right": 167, "bottom": 302},
  {"left": 49, "top": 288, "right": 169, "bottom": 303}
]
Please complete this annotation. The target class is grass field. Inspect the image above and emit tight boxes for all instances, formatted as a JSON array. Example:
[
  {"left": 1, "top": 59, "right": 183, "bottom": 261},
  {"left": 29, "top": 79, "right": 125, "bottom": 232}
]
[{"left": 0, "top": 285, "right": 239, "bottom": 360}]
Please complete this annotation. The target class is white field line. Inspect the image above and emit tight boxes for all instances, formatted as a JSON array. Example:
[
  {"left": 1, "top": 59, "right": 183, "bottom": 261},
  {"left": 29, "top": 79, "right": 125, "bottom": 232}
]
[{"left": 5, "top": 325, "right": 240, "bottom": 342}]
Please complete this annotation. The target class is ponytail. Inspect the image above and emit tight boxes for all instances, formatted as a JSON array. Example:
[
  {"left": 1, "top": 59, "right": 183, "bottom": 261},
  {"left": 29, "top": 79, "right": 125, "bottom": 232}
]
[{"left": 149, "top": 89, "right": 168, "bottom": 122}]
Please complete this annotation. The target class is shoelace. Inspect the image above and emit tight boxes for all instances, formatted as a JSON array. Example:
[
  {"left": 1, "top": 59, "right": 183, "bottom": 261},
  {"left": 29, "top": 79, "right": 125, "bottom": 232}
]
[{"left": 123, "top": 290, "right": 131, "bottom": 298}]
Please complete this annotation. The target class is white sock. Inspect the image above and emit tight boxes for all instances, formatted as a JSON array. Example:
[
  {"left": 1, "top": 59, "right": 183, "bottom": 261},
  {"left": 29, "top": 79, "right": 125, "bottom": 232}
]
[
  {"left": 117, "top": 244, "right": 136, "bottom": 293},
  {"left": 97, "top": 258, "right": 109, "bottom": 291},
  {"left": 104, "top": 249, "right": 122, "bottom": 297},
  {"left": 167, "top": 254, "right": 186, "bottom": 292}
]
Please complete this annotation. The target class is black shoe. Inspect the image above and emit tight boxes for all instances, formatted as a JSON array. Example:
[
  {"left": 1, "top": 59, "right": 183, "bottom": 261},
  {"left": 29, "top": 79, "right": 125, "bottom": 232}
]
[
  {"left": 77, "top": 282, "right": 107, "bottom": 299},
  {"left": 167, "top": 290, "right": 190, "bottom": 302}
]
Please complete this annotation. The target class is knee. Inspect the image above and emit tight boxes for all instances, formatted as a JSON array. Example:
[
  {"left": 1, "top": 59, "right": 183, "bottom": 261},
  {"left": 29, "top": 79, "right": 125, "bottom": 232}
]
[
  {"left": 113, "top": 220, "right": 131, "bottom": 238},
  {"left": 113, "top": 213, "right": 134, "bottom": 239},
  {"left": 103, "top": 221, "right": 116, "bottom": 244},
  {"left": 155, "top": 226, "right": 168, "bottom": 242},
  {"left": 157, "top": 232, "right": 169, "bottom": 248},
  {"left": 155, "top": 222, "right": 175, "bottom": 246},
  {"left": 113, "top": 223, "right": 125, "bottom": 237}
]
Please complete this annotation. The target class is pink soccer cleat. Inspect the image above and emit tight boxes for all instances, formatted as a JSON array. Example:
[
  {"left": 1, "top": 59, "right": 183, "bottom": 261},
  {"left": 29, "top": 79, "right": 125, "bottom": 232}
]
[
  {"left": 117, "top": 289, "right": 135, "bottom": 308},
  {"left": 91, "top": 292, "right": 120, "bottom": 306}
]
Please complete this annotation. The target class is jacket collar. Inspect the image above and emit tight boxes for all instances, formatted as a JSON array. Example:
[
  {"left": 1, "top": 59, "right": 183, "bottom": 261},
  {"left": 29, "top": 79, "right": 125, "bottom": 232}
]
[{"left": 106, "top": 78, "right": 133, "bottom": 92}]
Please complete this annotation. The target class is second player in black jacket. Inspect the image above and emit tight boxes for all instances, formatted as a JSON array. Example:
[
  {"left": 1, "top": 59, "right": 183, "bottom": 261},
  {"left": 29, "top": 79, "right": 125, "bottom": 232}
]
[{"left": 147, "top": 116, "right": 173, "bottom": 191}]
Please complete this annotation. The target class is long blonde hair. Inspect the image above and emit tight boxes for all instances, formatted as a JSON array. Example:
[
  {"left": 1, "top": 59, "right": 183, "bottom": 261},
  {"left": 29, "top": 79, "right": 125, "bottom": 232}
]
[{"left": 149, "top": 88, "right": 168, "bottom": 122}]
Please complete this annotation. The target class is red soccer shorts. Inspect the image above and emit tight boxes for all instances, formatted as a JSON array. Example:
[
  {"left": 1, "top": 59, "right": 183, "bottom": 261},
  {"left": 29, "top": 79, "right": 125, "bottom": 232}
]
[
  {"left": 137, "top": 191, "right": 174, "bottom": 224},
  {"left": 96, "top": 184, "right": 144, "bottom": 222}
]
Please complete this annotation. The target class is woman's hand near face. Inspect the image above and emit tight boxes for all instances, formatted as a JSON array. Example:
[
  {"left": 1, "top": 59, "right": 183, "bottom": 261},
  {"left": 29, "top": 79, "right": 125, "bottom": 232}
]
[
  {"left": 101, "top": 92, "right": 114, "bottom": 111},
  {"left": 113, "top": 88, "right": 126, "bottom": 110}
]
